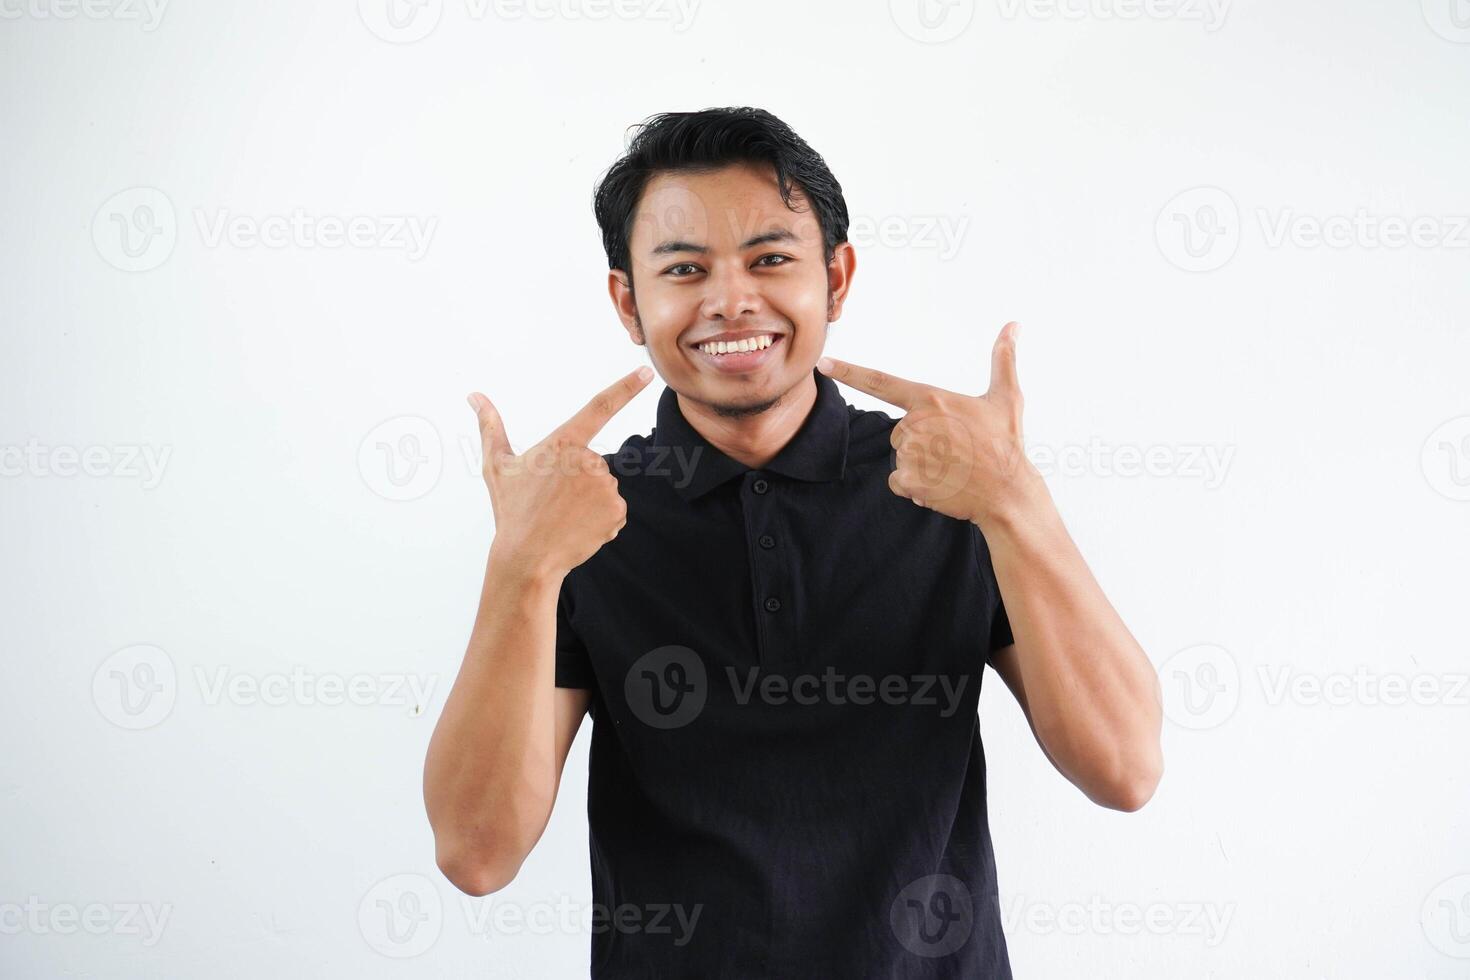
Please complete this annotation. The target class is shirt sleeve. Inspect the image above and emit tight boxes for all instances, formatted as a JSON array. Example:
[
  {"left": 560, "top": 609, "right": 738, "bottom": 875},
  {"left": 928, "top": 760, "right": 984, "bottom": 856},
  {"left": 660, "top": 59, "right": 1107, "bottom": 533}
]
[
  {"left": 972, "top": 523, "right": 1015, "bottom": 659},
  {"left": 554, "top": 576, "right": 596, "bottom": 690}
]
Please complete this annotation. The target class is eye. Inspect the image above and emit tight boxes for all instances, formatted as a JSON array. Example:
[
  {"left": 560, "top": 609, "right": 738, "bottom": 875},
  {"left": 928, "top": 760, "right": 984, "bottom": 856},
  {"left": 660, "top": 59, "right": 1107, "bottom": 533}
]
[
  {"left": 663, "top": 262, "right": 702, "bottom": 277},
  {"left": 755, "top": 254, "right": 792, "bottom": 268}
]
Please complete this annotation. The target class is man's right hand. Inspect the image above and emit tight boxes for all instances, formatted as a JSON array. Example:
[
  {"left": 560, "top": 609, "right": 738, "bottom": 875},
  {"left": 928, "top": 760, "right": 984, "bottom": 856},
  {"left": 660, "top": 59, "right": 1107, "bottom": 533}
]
[{"left": 467, "top": 365, "right": 654, "bottom": 581}]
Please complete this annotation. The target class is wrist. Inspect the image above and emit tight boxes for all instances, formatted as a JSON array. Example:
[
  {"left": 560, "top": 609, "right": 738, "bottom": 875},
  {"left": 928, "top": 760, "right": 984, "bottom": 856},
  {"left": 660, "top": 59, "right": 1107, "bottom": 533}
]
[
  {"left": 487, "top": 538, "right": 565, "bottom": 593},
  {"left": 971, "top": 461, "right": 1053, "bottom": 535}
]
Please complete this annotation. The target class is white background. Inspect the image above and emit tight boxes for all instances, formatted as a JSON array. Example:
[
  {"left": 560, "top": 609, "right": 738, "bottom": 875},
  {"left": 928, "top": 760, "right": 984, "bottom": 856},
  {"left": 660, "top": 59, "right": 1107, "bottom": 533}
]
[{"left": 3, "top": 0, "right": 1468, "bottom": 977}]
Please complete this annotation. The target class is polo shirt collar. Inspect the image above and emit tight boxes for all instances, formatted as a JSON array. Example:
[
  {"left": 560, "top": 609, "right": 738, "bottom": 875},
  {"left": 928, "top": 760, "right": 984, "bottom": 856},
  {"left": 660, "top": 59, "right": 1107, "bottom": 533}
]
[{"left": 651, "top": 368, "right": 850, "bottom": 501}]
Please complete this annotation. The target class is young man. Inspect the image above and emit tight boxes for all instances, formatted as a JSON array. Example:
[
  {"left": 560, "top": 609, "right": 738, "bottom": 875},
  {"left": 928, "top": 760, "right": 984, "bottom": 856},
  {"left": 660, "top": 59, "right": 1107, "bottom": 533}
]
[{"left": 424, "top": 107, "right": 1163, "bottom": 978}]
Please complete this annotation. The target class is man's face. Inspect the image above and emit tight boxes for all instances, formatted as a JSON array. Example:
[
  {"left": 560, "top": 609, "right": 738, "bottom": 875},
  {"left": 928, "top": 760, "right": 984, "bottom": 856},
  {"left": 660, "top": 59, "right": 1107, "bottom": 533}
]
[{"left": 610, "top": 162, "right": 853, "bottom": 418}]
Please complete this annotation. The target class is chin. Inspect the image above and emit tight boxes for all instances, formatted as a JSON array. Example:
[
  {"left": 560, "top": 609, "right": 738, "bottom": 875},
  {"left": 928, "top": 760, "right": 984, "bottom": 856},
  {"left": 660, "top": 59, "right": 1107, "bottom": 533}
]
[
  {"left": 706, "top": 372, "right": 805, "bottom": 418},
  {"left": 706, "top": 394, "right": 782, "bottom": 420}
]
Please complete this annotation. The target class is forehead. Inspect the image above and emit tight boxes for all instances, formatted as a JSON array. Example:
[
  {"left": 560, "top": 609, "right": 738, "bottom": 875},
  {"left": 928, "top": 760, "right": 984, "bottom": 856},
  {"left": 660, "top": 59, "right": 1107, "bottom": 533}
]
[{"left": 629, "top": 163, "right": 823, "bottom": 254}]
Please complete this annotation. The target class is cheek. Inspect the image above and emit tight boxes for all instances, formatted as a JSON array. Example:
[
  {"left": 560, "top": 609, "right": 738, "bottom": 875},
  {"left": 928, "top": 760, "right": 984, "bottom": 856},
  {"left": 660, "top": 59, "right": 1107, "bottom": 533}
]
[
  {"left": 633, "top": 288, "right": 695, "bottom": 345},
  {"left": 772, "top": 274, "right": 831, "bottom": 346}
]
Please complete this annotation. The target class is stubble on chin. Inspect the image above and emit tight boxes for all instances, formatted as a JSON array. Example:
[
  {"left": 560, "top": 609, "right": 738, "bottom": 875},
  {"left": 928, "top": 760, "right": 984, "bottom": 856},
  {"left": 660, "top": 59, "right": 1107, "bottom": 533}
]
[{"left": 706, "top": 390, "right": 785, "bottom": 420}]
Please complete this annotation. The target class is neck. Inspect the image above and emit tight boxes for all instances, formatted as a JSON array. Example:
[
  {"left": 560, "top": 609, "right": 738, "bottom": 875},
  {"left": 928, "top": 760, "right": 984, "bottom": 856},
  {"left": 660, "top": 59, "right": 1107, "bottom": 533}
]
[{"left": 677, "top": 373, "right": 819, "bottom": 470}]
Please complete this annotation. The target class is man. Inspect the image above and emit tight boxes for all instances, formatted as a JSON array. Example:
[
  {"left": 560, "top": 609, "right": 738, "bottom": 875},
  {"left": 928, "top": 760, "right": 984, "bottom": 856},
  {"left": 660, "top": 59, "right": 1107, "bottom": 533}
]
[{"left": 424, "top": 107, "right": 1163, "bottom": 978}]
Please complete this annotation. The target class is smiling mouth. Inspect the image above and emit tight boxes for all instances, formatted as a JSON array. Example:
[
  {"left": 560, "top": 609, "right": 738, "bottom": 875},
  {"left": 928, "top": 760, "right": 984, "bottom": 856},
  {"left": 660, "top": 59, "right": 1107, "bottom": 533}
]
[
  {"left": 692, "top": 333, "right": 779, "bottom": 356},
  {"left": 689, "top": 333, "right": 785, "bottom": 373}
]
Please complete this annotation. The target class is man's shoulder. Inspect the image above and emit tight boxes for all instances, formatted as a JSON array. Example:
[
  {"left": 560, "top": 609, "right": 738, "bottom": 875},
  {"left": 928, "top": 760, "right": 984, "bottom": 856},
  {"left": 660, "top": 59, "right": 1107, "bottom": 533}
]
[
  {"left": 843, "top": 400, "right": 902, "bottom": 468},
  {"left": 597, "top": 429, "right": 690, "bottom": 487},
  {"left": 597, "top": 428, "right": 654, "bottom": 466},
  {"left": 846, "top": 400, "right": 900, "bottom": 434}
]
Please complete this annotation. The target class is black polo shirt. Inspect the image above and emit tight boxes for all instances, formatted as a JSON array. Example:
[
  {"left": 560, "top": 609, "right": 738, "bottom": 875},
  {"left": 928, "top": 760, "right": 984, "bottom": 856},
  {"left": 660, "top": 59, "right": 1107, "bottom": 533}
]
[{"left": 555, "top": 367, "right": 1016, "bottom": 978}]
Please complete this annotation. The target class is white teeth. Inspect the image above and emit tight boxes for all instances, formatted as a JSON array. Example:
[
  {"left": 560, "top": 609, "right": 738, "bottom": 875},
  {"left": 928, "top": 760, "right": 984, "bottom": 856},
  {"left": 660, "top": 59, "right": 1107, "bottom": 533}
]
[{"left": 698, "top": 334, "right": 775, "bottom": 356}]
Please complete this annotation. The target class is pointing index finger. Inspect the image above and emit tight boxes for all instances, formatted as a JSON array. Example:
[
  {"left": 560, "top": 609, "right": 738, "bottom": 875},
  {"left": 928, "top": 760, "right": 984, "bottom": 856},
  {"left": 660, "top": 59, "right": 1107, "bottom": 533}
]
[
  {"left": 555, "top": 365, "right": 654, "bottom": 446},
  {"left": 816, "top": 356, "right": 928, "bottom": 411}
]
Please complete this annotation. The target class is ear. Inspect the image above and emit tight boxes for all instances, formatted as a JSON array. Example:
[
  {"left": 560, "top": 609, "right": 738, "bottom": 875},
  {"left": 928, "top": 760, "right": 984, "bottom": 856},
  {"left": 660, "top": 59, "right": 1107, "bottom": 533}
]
[
  {"left": 825, "top": 241, "right": 857, "bottom": 322},
  {"left": 607, "top": 269, "right": 644, "bottom": 345}
]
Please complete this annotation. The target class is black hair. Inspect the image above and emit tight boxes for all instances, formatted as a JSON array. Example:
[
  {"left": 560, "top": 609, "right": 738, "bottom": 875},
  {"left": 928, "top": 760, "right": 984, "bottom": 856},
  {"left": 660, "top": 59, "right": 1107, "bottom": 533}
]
[{"left": 592, "top": 107, "right": 850, "bottom": 288}]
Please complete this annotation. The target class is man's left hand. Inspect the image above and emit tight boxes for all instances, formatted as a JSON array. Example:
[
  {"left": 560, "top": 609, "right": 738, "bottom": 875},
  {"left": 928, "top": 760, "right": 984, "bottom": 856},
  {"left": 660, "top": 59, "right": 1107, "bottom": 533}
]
[{"left": 817, "top": 321, "right": 1040, "bottom": 527}]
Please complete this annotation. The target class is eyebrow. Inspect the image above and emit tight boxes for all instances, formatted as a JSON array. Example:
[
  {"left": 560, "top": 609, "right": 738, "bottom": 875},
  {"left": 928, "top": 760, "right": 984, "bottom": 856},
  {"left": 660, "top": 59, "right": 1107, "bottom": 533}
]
[{"left": 649, "top": 227, "right": 798, "bottom": 257}]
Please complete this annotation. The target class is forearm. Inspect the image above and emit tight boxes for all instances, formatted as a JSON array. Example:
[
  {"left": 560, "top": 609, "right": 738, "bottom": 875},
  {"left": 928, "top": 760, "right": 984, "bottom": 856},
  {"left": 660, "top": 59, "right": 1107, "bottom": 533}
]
[
  {"left": 423, "top": 544, "right": 562, "bottom": 885},
  {"left": 981, "top": 475, "right": 1163, "bottom": 809}
]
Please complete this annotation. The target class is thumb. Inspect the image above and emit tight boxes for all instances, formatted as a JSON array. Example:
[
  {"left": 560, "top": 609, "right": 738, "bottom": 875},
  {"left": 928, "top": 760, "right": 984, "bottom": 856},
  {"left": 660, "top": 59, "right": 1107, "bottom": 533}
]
[
  {"left": 987, "top": 321, "right": 1021, "bottom": 401},
  {"left": 467, "top": 392, "right": 513, "bottom": 467}
]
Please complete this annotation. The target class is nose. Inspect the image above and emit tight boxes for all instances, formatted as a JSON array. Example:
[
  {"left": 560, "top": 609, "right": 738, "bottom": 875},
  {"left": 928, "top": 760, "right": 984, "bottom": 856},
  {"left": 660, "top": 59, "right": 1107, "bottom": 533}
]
[{"left": 699, "top": 262, "right": 763, "bottom": 321}]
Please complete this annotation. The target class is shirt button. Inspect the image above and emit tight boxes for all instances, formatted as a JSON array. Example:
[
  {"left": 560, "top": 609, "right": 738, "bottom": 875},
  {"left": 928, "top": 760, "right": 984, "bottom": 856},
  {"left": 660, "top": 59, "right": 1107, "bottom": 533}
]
[
  {"left": 764, "top": 596, "right": 782, "bottom": 613},
  {"left": 752, "top": 478, "right": 769, "bottom": 494},
  {"left": 758, "top": 534, "right": 775, "bottom": 549}
]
